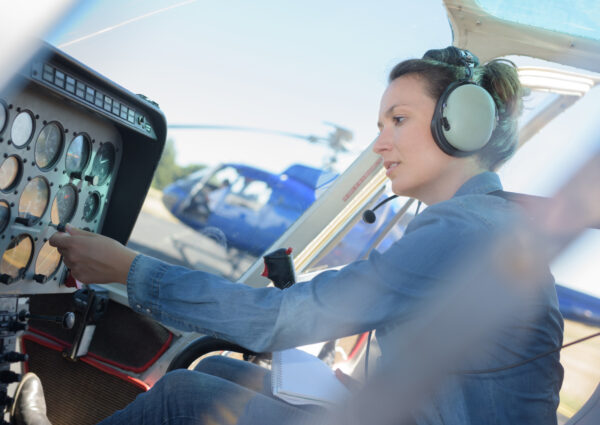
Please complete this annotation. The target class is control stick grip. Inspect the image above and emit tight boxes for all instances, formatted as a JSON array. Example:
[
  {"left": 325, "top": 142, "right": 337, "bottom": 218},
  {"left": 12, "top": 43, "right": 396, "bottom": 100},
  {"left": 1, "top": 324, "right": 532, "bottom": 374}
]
[{"left": 261, "top": 247, "right": 296, "bottom": 290}]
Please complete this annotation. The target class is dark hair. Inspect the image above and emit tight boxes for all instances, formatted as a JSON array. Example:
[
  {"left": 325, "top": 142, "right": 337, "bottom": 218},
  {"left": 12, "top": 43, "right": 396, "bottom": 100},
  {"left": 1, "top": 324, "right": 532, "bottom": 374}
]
[{"left": 388, "top": 46, "right": 524, "bottom": 170}]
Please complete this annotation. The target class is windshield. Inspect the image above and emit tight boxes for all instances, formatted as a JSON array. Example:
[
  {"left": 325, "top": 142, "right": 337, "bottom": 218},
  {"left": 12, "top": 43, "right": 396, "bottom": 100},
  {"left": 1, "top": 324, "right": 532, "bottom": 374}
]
[{"left": 47, "top": 0, "right": 454, "bottom": 280}]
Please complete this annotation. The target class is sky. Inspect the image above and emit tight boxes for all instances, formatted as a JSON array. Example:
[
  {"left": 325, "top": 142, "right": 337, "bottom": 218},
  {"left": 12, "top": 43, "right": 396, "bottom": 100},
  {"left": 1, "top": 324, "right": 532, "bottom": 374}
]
[{"left": 4, "top": 0, "right": 599, "bottom": 296}]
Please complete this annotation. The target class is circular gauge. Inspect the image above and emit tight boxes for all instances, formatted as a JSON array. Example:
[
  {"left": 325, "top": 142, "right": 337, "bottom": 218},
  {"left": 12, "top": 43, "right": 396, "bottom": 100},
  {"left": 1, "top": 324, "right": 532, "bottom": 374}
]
[
  {"left": 0, "top": 100, "right": 7, "bottom": 133},
  {"left": 0, "top": 234, "right": 33, "bottom": 280},
  {"left": 34, "top": 241, "right": 62, "bottom": 280},
  {"left": 83, "top": 192, "right": 100, "bottom": 222},
  {"left": 11, "top": 110, "right": 35, "bottom": 148},
  {"left": 0, "top": 155, "right": 22, "bottom": 191},
  {"left": 18, "top": 177, "right": 50, "bottom": 225},
  {"left": 65, "top": 134, "right": 91, "bottom": 174},
  {"left": 90, "top": 142, "right": 115, "bottom": 186},
  {"left": 50, "top": 184, "right": 78, "bottom": 225},
  {"left": 0, "top": 200, "right": 9, "bottom": 233},
  {"left": 35, "top": 122, "right": 64, "bottom": 170}
]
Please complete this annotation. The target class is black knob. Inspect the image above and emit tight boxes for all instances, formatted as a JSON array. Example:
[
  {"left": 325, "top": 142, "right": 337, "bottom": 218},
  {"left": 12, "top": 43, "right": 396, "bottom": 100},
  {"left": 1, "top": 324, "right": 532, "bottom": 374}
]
[
  {"left": 48, "top": 222, "right": 67, "bottom": 232},
  {"left": 0, "top": 352, "right": 28, "bottom": 363},
  {"left": 5, "top": 321, "right": 27, "bottom": 332},
  {"left": 33, "top": 274, "right": 46, "bottom": 283},
  {"left": 14, "top": 216, "right": 31, "bottom": 226},
  {"left": 0, "top": 389, "right": 13, "bottom": 407},
  {"left": 84, "top": 175, "right": 99, "bottom": 185},
  {"left": 70, "top": 171, "right": 82, "bottom": 180},
  {"left": 0, "top": 370, "right": 20, "bottom": 384}
]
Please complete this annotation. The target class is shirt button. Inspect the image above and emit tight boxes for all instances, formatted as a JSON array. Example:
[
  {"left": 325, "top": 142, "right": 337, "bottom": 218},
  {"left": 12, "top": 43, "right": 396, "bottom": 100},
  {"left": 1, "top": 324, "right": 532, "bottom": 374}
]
[
  {"left": 136, "top": 304, "right": 141, "bottom": 309},
  {"left": 145, "top": 308, "right": 151, "bottom": 314}
]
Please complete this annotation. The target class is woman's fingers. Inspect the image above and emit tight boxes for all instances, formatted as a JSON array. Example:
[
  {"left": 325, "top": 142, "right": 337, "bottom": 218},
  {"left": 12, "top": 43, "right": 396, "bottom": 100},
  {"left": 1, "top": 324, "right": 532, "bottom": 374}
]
[
  {"left": 65, "top": 223, "right": 94, "bottom": 237},
  {"left": 48, "top": 230, "right": 71, "bottom": 249},
  {"left": 49, "top": 226, "right": 137, "bottom": 285}
]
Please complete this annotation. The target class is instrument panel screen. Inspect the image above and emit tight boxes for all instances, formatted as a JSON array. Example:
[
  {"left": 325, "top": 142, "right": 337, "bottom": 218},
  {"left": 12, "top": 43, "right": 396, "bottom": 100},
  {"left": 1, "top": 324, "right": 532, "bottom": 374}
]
[
  {"left": 65, "top": 134, "right": 91, "bottom": 175},
  {"left": 11, "top": 111, "right": 35, "bottom": 148},
  {"left": 0, "top": 156, "right": 22, "bottom": 191},
  {"left": 0, "top": 101, "right": 7, "bottom": 133},
  {"left": 0, "top": 234, "right": 33, "bottom": 283},
  {"left": 0, "top": 201, "right": 9, "bottom": 233},
  {"left": 50, "top": 184, "right": 78, "bottom": 225},
  {"left": 35, "top": 122, "right": 64, "bottom": 170}
]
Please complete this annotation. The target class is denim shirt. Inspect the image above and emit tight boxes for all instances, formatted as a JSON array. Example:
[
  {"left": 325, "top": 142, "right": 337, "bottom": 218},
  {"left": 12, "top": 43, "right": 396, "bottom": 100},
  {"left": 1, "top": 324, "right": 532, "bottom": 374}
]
[{"left": 127, "top": 172, "right": 564, "bottom": 424}]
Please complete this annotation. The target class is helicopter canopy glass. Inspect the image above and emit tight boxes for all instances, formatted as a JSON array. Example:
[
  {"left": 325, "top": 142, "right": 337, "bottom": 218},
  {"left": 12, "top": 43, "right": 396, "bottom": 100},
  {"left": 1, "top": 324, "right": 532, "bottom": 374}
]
[{"left": 476, "top": 0, "right": 600, "bottom": 41}]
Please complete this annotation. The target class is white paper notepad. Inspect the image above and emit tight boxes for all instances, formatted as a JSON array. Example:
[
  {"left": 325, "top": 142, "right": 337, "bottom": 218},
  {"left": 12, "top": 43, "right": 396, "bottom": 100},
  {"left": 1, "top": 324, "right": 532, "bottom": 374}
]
[{"left": 271, "top": 348, "right": 350, "bottom": 407}]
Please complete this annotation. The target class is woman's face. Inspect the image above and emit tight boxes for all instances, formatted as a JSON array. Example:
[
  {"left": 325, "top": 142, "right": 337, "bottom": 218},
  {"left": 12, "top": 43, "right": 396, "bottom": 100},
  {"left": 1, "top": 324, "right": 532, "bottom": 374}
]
[{"left": 373, "top": 74, "right": 474, "bottom": 203}]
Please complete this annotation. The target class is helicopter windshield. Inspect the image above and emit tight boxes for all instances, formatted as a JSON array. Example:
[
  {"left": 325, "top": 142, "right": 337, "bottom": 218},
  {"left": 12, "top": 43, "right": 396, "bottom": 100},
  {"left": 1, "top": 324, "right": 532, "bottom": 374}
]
[{"left": 476, "top": 0, "right": 600, "bottom": 41}]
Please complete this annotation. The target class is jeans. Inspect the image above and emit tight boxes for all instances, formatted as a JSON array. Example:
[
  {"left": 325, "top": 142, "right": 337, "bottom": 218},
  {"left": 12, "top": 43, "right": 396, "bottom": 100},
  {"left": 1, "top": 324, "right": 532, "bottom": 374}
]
[{"left": 97, "top": 356, "right": 323, "bottom": 425}]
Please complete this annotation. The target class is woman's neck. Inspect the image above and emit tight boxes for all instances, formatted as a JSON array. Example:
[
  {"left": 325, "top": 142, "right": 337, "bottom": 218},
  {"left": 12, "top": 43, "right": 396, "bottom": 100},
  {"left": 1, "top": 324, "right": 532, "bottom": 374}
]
[{"left": 414, "top": 162, "right": 487, "bottom": 206}]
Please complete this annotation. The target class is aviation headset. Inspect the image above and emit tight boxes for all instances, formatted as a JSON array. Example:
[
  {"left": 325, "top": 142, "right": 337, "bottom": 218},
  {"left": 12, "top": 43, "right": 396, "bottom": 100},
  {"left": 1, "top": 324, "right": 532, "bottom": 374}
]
[{"left": 429, "top": 48, "right": 498, "bottom": 157}]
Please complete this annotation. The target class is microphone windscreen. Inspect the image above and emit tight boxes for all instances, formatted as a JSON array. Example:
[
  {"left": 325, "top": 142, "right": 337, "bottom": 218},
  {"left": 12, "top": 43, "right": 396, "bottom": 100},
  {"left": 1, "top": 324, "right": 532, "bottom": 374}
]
[{"left": 362, "top": 209, "right": 376, "bottom": 224}]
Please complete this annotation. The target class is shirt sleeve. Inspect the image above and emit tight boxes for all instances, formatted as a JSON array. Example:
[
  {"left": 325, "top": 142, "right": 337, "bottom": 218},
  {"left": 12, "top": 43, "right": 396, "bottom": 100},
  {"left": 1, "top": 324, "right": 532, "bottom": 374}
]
[{"left": 127, "top": 197, "right": 497, "bottom": 353}]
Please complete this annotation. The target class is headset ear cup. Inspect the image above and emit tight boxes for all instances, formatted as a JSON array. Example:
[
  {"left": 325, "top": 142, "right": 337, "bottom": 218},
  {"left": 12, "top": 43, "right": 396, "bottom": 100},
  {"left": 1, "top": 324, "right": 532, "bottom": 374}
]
[{"left": 431, "top": 81, "right": 497, "bottom": 157}]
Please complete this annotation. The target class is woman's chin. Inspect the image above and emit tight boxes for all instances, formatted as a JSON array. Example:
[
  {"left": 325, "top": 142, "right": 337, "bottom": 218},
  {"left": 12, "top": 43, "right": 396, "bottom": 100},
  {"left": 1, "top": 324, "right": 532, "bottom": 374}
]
[{"left": 390, "top": 179, "right": 414, "bottom": 198}]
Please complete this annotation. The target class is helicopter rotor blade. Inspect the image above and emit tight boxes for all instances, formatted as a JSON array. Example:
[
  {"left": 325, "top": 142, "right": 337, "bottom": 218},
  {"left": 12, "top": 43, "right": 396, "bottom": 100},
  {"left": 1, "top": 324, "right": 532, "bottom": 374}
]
[{"left": 168, "top": 124, "right": 328, "bottom": 144}]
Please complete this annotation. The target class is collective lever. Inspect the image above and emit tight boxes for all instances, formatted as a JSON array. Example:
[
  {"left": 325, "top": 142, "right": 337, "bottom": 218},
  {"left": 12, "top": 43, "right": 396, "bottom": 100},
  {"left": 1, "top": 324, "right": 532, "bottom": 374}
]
[{"left": 18, "top": 311, "right": 76, "bottom": 330}]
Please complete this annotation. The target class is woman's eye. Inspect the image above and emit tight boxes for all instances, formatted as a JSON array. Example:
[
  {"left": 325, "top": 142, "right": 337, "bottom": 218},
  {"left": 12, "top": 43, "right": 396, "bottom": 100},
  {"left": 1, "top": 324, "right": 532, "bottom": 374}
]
[{"left": 393, "top": 116, "right": 405, "bottom": 125}]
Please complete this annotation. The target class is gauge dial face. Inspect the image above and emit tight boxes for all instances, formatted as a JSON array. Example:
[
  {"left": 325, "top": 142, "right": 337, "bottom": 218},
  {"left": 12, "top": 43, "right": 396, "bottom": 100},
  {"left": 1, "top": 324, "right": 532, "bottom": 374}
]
[
  {"left": 90, "top": 142, "right": 115, "bottom": 185},
  {"left": 0, "top": 200, "right": 9, "bottom": 233},
  {"left": 51, "top": 185, "right": 78, "bottom": 225},
  {"left": 65, "top": 134, "right": 91, "bottom": 173},
  {"left": 35, "top": 122, "right": 64, "bottom": 170},
  {"left": 18, "top": 177, "right": 49, "bottom": 224},
  {"left": 11, "top": 111, "right": 34, "bottom": 147},
  {"left": 0, "top": 234, "right": 33, "bottom": 278},
  {"left": 0, "top": 100, "right": 7, "bottom": 133},
  {"left": 0, "top": 156, "right": 21, "bottom": 191},
  {"left": 35, "top": 241, "right": 62, "bottom": 278},
  {"left": 83, "top": 192, "right": 100, "bottom": 222}
]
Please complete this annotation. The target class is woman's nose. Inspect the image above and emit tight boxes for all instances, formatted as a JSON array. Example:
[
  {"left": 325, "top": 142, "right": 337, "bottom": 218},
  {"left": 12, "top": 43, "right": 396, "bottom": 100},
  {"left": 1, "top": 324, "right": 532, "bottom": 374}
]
[{"left": 373, "top": 129, "right": 390, "bottom": 154}]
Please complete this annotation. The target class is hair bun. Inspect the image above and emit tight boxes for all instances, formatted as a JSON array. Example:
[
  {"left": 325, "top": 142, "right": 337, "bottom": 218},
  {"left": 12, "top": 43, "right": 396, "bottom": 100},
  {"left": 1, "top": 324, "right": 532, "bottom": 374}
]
[{"left": 422, "top": 46, "right": 480, "bottom": 69}]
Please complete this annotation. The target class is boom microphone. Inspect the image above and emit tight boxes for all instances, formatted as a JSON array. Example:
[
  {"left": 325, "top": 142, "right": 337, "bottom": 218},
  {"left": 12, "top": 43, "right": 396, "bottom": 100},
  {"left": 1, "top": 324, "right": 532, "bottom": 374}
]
[{"left": 362, "top": 195, "right": 398, "bottom": 224}]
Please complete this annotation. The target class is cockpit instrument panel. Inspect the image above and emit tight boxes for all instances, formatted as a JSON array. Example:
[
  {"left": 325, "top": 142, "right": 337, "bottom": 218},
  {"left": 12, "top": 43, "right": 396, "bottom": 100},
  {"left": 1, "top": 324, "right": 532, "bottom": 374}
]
[{"left": 0, "top": 43, "right": 166, "bottom": 295}]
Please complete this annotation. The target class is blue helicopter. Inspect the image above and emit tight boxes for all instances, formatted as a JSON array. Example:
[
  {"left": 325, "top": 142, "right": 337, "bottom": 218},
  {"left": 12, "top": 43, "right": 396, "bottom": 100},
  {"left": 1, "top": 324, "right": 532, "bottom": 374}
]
[{"left": 162, "top": 162, "right": 338, "bottom": 256}]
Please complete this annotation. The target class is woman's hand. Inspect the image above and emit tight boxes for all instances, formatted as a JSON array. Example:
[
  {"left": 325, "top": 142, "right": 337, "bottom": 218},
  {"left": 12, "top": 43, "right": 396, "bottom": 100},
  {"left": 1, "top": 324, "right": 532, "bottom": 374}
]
[{"left": 49, "top": 224, "right": 137, "bottom": 285}]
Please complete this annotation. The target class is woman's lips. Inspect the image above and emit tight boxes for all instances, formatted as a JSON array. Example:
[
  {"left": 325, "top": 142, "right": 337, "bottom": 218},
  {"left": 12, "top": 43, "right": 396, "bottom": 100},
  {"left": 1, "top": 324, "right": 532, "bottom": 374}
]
[{"left": 384, "top": 161, "right": 400, "bottom": 177}]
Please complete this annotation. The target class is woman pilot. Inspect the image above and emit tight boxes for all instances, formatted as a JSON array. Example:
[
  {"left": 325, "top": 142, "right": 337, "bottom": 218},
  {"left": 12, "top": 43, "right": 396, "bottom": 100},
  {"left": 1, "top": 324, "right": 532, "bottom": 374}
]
[{"left": 17, "top": 46, "right": 563, "bottom": 425}]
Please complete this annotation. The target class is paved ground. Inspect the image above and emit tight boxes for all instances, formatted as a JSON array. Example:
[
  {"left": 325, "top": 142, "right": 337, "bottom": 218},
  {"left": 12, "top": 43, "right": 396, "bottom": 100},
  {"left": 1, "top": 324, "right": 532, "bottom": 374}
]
[{"left": 127, "top": 188, "right": 256, "bottom": 280}]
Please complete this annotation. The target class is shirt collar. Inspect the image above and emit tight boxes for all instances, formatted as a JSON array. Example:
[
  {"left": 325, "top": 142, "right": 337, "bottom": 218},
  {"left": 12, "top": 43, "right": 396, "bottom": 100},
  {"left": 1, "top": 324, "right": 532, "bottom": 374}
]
[{"left": 453, "top": 171, "right": 503, "bottom": 198}]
